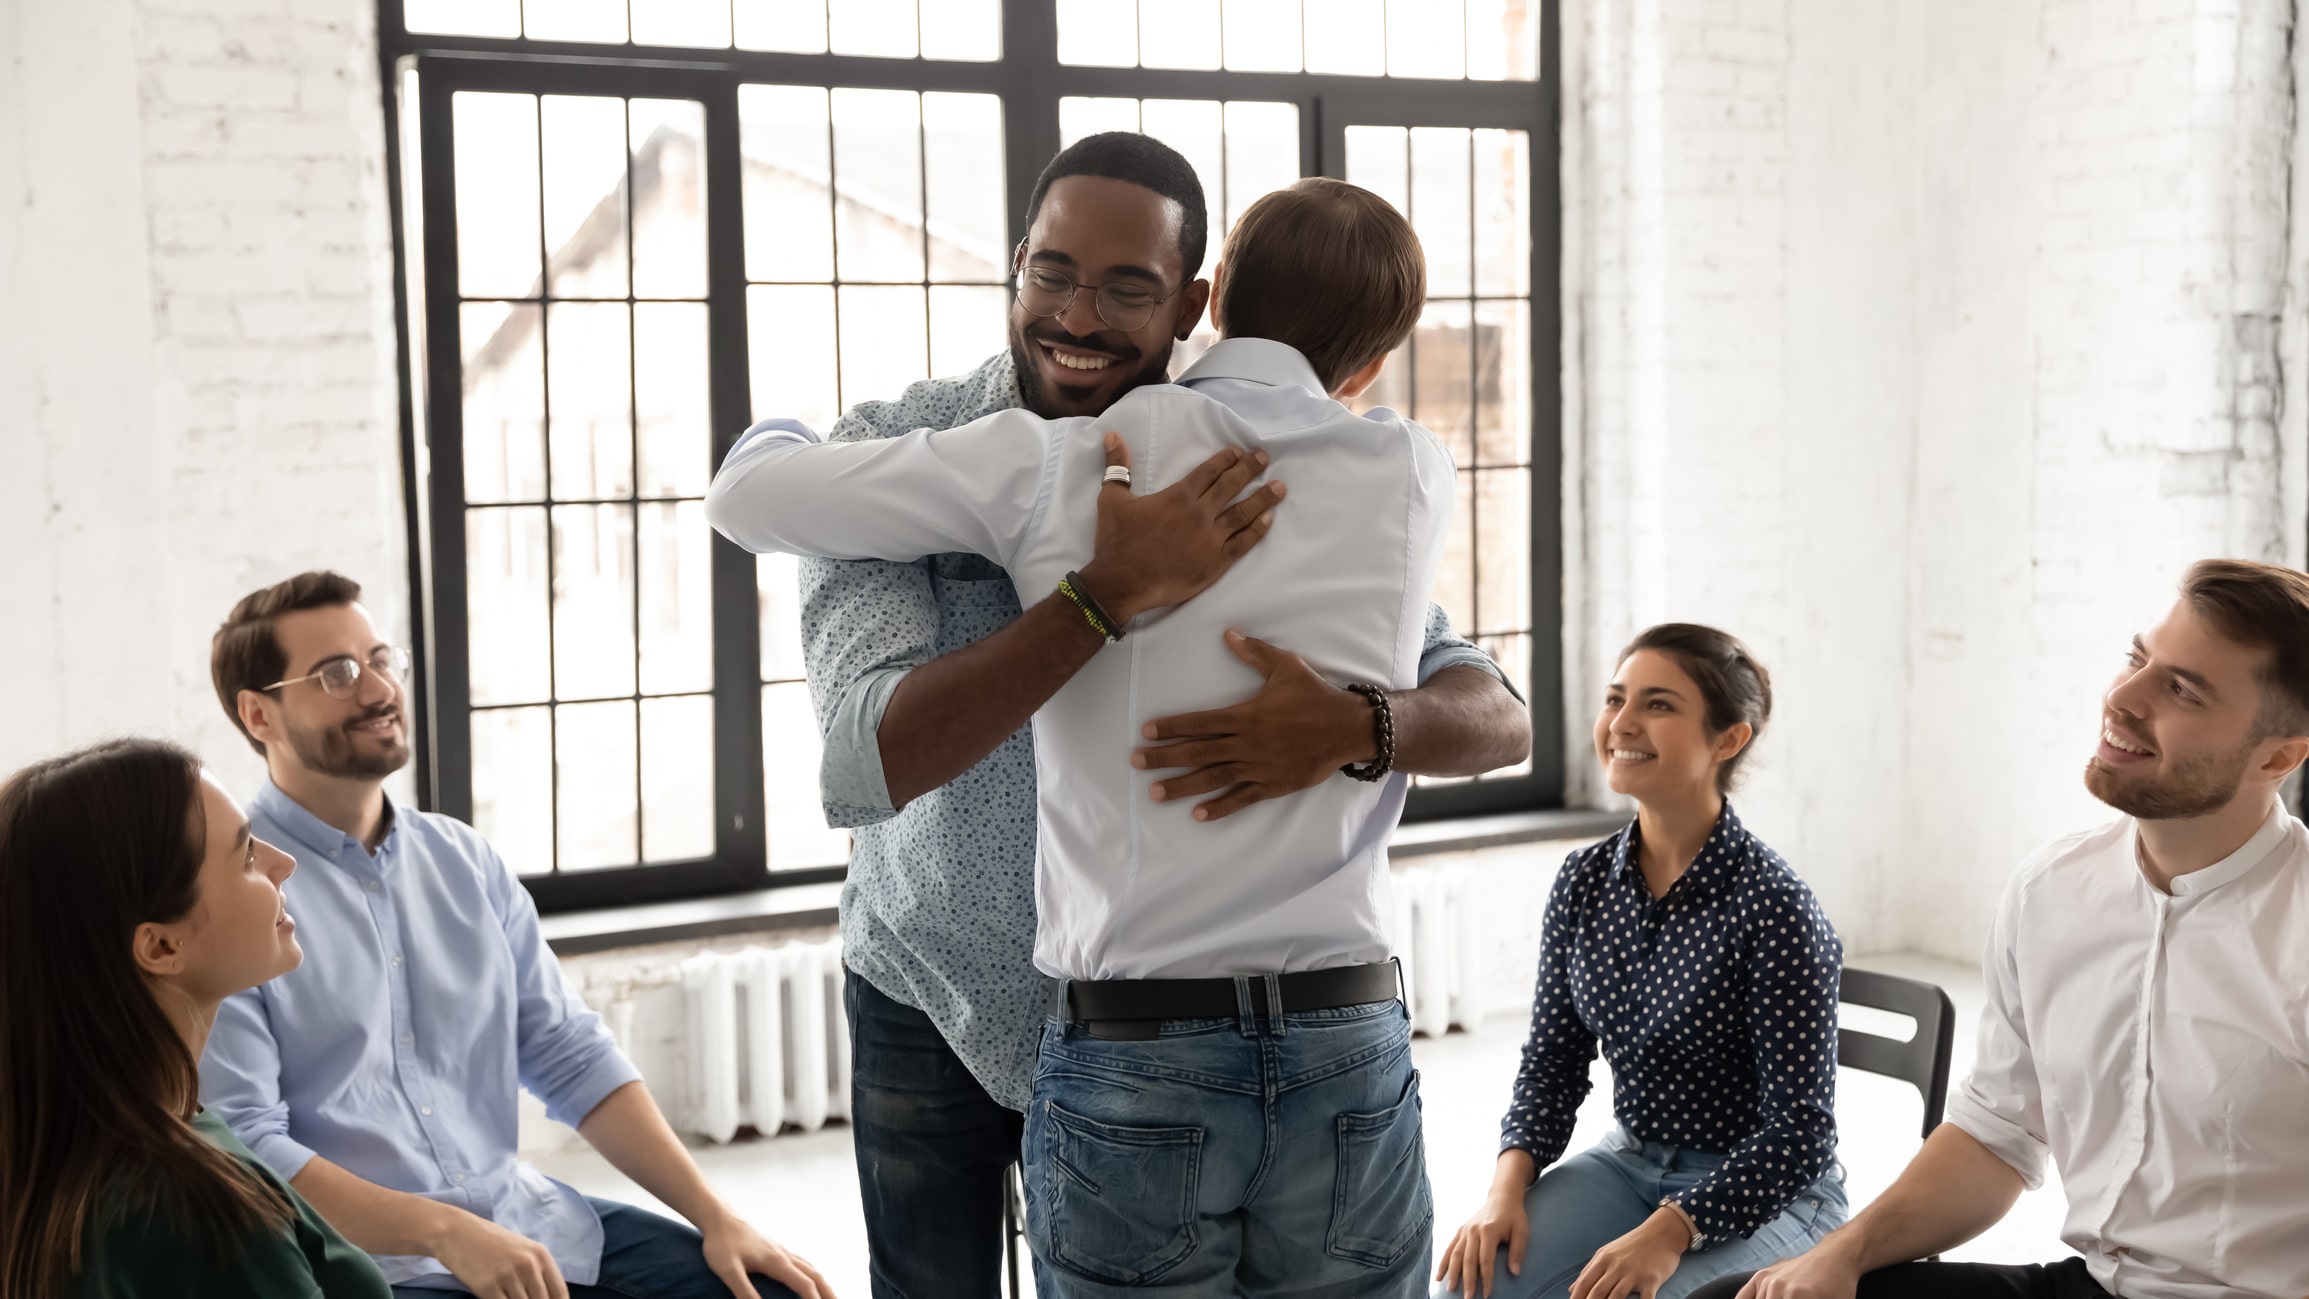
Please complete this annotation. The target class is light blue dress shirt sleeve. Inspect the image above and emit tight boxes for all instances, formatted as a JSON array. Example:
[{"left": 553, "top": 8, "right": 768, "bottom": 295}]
[
  {"left": 1414, "top": 600, "right": 1521, "bottom": 696},
  {"left": 481, "top": 839, "right": 643, "bottom": 1127},
  {"left": 202, "top": 985, "right": 320, "bottom": 1181}
]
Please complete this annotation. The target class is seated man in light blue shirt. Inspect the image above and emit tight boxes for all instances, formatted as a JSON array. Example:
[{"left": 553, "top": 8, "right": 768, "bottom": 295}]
[
  {"left": 198, "top": 571, "right": 833, "bottom": 1299},
  {"left": 709, "top": 178, "right": 1479, "bottom": 1297}
]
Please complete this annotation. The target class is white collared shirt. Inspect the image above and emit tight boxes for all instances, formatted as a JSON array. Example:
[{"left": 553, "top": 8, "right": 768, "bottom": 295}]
[
  {"left": 708, "top": 338, "right": 1456, "bottom": 980},
  {"left": 1947, "top": 801, "right": 2309, "bottom": 1299}
]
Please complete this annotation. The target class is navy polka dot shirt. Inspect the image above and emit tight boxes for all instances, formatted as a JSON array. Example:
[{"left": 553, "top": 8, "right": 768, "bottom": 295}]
[{"left": 1499, "top": 804, "right": 1843, "bottom": 1244}]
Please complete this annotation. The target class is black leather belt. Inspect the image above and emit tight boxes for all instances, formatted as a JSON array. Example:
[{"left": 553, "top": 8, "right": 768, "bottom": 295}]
[{"left": 1050, "top": 961, "right": 1402, "bottom": 1040}]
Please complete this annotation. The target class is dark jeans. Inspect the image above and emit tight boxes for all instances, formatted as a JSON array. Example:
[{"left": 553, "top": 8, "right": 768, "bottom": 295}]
[
  {"left": 1690, "top": 1258, "right": 2111, "bottom": 1299},
  {"left": 389, "top": 1197, "right": 797, "bottom": 1298},
  {"left": 846, "top": 967, "right": 1035, "bottom": 1299}
]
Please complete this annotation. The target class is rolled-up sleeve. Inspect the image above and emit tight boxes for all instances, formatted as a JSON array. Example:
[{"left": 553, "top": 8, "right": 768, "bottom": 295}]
[
  {"left": 1414, "top": 602, "right": 1521, "bottom": 697},
  {"left": 199, "top": 985, "right": 319, "bottom": 1182},
  {"left": 488, "top": 847, "right": 642, "bottom": 1128},
  {"left": 1945, "top": 867, "right": 2052, "bottom": 1189}
]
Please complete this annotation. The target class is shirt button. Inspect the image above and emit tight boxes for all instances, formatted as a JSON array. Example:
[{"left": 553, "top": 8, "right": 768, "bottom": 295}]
[
  {"left": 420, "top": 1106, "right": 432, "bottom": 1116},
  {"left": 366, "top": 879, "right": 383, "bottom": 893},
  {"left": 452, "top": 1174, "right": 466, "bottom": 1184},
  {"left": 398, "top": 1032, "right": 413, "bottom": 1046},
  {"left": 390, "top": 955, "right": 403, "bottom": 968}
]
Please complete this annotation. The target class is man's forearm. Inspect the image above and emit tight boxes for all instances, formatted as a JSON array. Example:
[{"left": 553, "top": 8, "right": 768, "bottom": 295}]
[
  {"left": 290, "top": 1154, "right": 466, "bottom": 1257},
  {"left": 575, "top": 1080, "right": 727, "bottom": 1229},
  {"left": 878, "top": 591, "right": 1109, "bottom": 808},
  {"left": 1388, "top": 664, "right": 1532, "bottom": 777},
  {"left": 1815, "top": 1124, "right": 2026, "bottom": 1271}
]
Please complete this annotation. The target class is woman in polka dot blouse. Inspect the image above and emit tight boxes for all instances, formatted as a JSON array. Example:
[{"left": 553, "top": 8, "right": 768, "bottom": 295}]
[{"left": 1436, "top": 624, "right": 1847, "bottom": 1299}]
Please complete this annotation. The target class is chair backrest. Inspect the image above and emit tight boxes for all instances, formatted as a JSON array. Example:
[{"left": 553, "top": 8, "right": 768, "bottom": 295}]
[{"left": 1837, "top": 966, "right": 1956, "bottom": 1140}]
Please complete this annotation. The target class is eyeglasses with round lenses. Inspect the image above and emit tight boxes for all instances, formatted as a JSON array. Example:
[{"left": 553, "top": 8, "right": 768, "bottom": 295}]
[
  {"left": 261, "top": 646, "right": 411, "bottom": 699},
  {"left": 1013, "top": 261, "right": 1174, "bottom": 334}
]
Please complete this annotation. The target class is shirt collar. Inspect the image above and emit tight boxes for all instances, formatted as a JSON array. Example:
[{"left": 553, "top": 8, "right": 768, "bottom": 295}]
[
  {"left": 2150, "top": 799, "right": 2291, "bottom": 898},
  {"left": 249, "top": 778, "right": 401, "bottom": 867},
  {"left": 1175, "top": 337, "right": 1328, "bottom": 399},
  {"left": 1609, "top": 803, "right": 1748, "bottom": 900}
]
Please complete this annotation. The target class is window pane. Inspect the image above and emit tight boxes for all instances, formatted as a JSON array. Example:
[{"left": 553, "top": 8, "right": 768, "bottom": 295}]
[
  {"left": 1411, "top": 298, "right": 1473, "bottom": 464},
  {"left": 466, "top": 507, "right": 552, "bottom": 705},
  {"left": 1432, "top": 470, "right": 1476, "bottom": 637},
  {"left": 551, "top": 503, "right": 637, "bottom": 699},
  {"left": 634, "top": 302, "right": 710, "bottom": 496},
  {"left": 758, "top": 552, "right": 807, "bottom": 682},
  {"left": 1223, "top": 0, "right": 1302, "bottom": 72},
  {"left": 523, "top": 0, "right": 625, "bottom": 43},
  {"left": 920, "top": 0, "right": 1001, "bottom": 60},
  {"left": 764, "top": 684, "right": 849, "bottom": 867},
  {"left": 1388, "top": 0, "right": 1465, "bottom": 78},
  {"left": 734, "top": 0, "right": 827, "bottom": 52},
  {"left": 471, "top": 706, "right": 553, "bottom": 873},
  {"left": 629, "top": 0, "right": 731, "bottom": 47},
  {"left": 830, "top": 0, "right": 918, "bottom": 58},
  {"left": 1473, "top": 298, "right": 1530, "bottom": 467},
  {"left": 740, "top": 85, "right": 834, "bottom": 283},
  {"left": 1140, "top": 99, "right": 1222, "bottom": 218},
  {"left": 832, "top": 89, "right": 924, "bottom": 283},
  {"left": 1141, "top": 0, "right": 1220, "bottom": 69},
  {"left": 1349, "top": 332, "right": 1408, "bottom": 416},
  {"left": 1222, "top": 101, "right": 1299, "bottom": 231},
  {"left": 923, "top": 93, "right": 1008, "bottom": 283},
  {"left": 1474, "top": 467, "right": 1530, "bottom": 634},
  {"left": 638, "top": 501, "right": 713, "bottom": 694},
  {"left": 837, "top": 285, "right": 928, "bottom": 413},
  {"left": 1344, "top": 124, "right": 1409, "bottom": 214},
  {"left": 1058, "top": 0, "right": 1138, "bottom": 66},
  {"left": 1060, "top": 97, "right": 1142, "bottom": 147},
  {"left": 540, "top": 95, "right": 628, "bottom": 300},
  {"left": 748, "top": 285, "right": 839, "bottom": 431},
  {"left": 556, "top": 700, "right": 639, "bottom": 869},
  {"left": 1473, "top": 128, "right": 1531, "bottom": 296},
  {"left": 641, "top": 695, "right": 715, "bottom": 861},
  {"left": 1304, "top": 0, "right": 1383, "bottom": 75},
  {"left": 462, "top": 302, "right": 546, "bottom": 504},
  {"left": 1474, "top": 633, "right": 1533, "bottom": 777},
  {"left": 1466, "top": 0, "right": 1540, "bottom": 81},
  {"left": 1411, "top": 126, "right": 1472, "bottom": 297},
  {"left": 406, "top": 0, "right": 520, "bottom": 37},
  {"left": 631, "top": 99, "right": 707, "bottom": 298},
  {"left": 545, "top": 302, "right": 634, "bottom": 499},
  {"left": 930, "top": 285, "right": 1009, "bottom": 379},
  {"left": 453, "top": 93, "right": 542, "bottom": 299}
]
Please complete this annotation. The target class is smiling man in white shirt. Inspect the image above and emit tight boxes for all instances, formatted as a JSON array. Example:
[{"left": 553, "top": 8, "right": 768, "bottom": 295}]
[
  {"left": 710, "top": 177, "right": 1490, "bottom": 1296},
  {"left": 1695, "top": 558, "right": 2309, "bottom": 1299}
]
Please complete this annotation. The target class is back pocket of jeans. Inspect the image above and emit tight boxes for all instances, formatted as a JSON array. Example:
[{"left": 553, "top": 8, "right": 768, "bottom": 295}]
[
  {"left": 1326, "top": 1069, "right": 1433, "bottom": 1270},
  {"left": 1040, "top": 1100, "right": 1204, "bottom": 1285}
]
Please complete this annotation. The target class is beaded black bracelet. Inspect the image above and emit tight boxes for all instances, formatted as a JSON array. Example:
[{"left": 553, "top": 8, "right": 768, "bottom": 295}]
[
  {"left": 1058, "top": 570, "right": 1124, "bottom": 642},
  {"left": 1340, "top": 683, "right": 1395, "bottom": 782}
]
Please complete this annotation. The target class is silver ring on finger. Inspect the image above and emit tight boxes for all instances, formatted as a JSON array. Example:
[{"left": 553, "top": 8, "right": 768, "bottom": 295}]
[{"left": 1102, "top": 464, "right": 1132, "bottom": 487}]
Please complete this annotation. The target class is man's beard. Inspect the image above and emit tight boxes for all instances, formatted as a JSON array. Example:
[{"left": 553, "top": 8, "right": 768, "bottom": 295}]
[
  {"left": 2083, "top": 738, "right": 2254, "bottom": 820},
  {"left": 1010, "top": 324, "right": 1177, "bottom": 419},
  {"left": 285, "top": 706, "right": 410, "bottom": 781}
]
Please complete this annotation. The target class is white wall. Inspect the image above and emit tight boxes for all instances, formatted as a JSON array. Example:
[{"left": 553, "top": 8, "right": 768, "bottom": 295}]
[{"left": 0, "top": 0, "right": 407, "bottom": 794}]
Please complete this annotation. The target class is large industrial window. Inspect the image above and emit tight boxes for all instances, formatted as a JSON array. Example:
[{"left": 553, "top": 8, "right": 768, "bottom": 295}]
[{"left": 380, "top": 0, "right": 1562, "bottom": 912}]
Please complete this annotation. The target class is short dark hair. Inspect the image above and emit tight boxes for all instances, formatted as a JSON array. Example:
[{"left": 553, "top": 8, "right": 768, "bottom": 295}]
[
  {"left": 1618, "top": 623, "right": 1774, "bottom": 794},
  {"left": 1023, "top": 132, "right": 1210, "bottom": 280},
  {"left": 211, "top": 571, "right": 364, "bottom": 756},
  {"left": 2179, "top": 558, "right": 2309, "bottom": 738},
  {"left": 1213, "top": 178, "right": 1426, "bottom": 392}
]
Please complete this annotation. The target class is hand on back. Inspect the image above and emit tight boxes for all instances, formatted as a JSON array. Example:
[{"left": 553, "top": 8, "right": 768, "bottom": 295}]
[{"left": 1077, "top": 436, "right": 1284, "bottom": 624}]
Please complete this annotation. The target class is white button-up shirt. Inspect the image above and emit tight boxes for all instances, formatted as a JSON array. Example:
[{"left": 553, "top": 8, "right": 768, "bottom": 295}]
[
  {"left": 708, "top": 338, "right": 1456, "bottom": 981},
  {"left": 1946, "top": 801, "right": 2309, "bottom": 1299}
]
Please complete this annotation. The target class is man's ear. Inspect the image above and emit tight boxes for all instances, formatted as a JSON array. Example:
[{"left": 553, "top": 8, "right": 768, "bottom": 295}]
[
  {"left": 1329, "top": 353, "right": 1389, "bottom": 402},
  {"left": 238, "top": 688, "right": 280, "bottom": 751},
  {"left": 132, "top": 922, "right": 184, "bottom": 980},
  {"left": 1200, "top": 263, "right": 1227, "bottom": 336},
  {"left": 1176, "top": 276, "right": 1213, "bottom": 341},
  {"left": 2258, "top": 734, "right": 2309, "bottom": 785}
]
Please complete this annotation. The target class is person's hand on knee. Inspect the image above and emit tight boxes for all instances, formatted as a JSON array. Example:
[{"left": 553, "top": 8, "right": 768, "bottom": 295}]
[
  {"left": 698, "top": 1212, "right": 836, "bottom": 1299},
  {"left": 1435, "top": 1151, "right": 1534, "bottom": 1298},
  {"left": 1734, "top": 1240, "right": 1865, "bottom": 1299}
]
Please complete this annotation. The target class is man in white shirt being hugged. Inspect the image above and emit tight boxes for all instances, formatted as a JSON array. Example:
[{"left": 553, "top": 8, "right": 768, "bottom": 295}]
[
  {"left": 710, "top": 179, "right": 1482, "bottom": 1296},
  {"left": 1695, "top": 558, "right": 2309, "bottom": 1299}
]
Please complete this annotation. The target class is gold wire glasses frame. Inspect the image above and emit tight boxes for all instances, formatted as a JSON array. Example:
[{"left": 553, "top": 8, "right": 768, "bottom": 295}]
[
  {"left": 1013, "top": 249, "right": 1177, "bottom": 334},
  {"left": 261, "top": 646, "right": 412, "bottom": 699}
]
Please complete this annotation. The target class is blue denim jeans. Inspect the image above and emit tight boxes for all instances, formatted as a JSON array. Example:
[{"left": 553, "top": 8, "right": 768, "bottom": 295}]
[
  {"left": 1434, "top": 1127, "right": 1848, "bottom": 1299},
  {"left": 1024, "top": 994, "right": 1433, "bottom": 1297},
  {"left": 389, "top": 1198, "right": 798, "bottom": 1298}
]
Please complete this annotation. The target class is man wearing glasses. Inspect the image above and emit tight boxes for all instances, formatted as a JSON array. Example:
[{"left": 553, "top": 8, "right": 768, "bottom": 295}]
[{"left": 199, "top": 571, "right": 835, "bottom": 1299}]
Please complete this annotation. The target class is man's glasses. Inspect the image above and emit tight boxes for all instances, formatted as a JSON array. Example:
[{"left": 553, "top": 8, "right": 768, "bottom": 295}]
[
  {"left": 262, "top": 646, "right": 411, "bottom": 699},
  {"left": 1014, "top": 260, "right": 1176, "bottom": 334}
]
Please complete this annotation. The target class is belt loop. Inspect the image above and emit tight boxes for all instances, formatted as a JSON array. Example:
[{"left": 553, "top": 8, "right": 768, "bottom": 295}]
[
  {"left": 1389, "top": 956, "right": 1406, "bottom": 1006},
  {"left": 1233, "top": 976, "right": 1255, "bottom": 1037},
  {"left": 1263, "top": 973, "right": 1286, "bottom": 1036},
  {"left": 1050, "top": 977, "right": 1071, "bottom": 1031}
]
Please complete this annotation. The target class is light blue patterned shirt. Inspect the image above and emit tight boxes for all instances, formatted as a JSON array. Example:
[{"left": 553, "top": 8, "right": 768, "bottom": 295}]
[{"left": 801, "top": 350, "right": 1516, "bottom": 1109}]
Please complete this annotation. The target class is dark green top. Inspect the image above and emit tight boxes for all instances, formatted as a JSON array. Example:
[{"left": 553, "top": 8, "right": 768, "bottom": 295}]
[{"left": 68, "top": 1111, "right": 391, "bottom": 1299}]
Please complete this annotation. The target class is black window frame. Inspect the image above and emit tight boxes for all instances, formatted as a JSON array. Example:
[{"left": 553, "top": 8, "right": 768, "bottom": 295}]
[{"left": 376, "top": 0, "right": 1565, "bottom": 914}]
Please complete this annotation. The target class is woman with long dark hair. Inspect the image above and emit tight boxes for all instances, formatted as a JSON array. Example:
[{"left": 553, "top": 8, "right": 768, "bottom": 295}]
[
  {"left": 0, "top": 737, "right": 390, "bottom": 1299},
  {"left": 1437, "top": 625, "right": 1847, "bottom": 1299}
]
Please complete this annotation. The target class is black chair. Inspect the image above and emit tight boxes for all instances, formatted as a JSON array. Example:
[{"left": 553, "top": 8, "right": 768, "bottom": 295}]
[
  {"left": 1002, "top": 1161, "right": 1026, "bottom": 1297},
  {"left": 1838, "top": 966, "right": 1956, "bottom": 1139}
]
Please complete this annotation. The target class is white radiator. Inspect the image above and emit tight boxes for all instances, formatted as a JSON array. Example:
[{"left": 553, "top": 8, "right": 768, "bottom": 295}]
[
  {"left": 1393, "top": 862, "right": 1488, "bottom": 1037},
  {"left": 677, "top": 938, "right": 852, "bottom": 1144}
]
